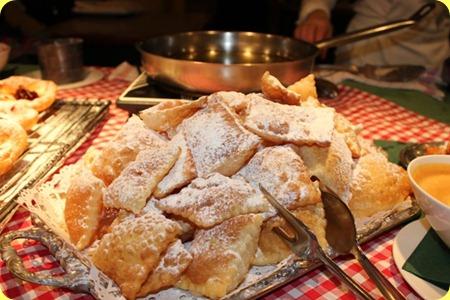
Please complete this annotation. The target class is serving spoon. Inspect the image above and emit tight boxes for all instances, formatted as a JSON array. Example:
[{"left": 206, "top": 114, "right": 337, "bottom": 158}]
[{"left": 322, "top": 191, "right": 406, "bottom": 300}]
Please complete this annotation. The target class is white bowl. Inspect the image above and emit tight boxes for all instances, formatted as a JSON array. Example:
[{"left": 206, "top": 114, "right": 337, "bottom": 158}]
[
  {"left": 407, "top": 155, "right": 450, "bottom": 247},
  {"left": 0, "top": 43, "right": 10, "bottom": 71}
]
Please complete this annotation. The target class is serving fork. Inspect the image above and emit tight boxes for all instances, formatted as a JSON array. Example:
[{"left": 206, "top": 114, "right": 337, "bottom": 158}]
[{"left": 259, "top": 185, "right": 374, "bottom": 300}]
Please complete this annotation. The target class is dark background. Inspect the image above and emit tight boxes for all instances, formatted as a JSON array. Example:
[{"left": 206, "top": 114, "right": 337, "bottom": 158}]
[{"left": 0, "top": 0, "right": 354, "bottom": 66}]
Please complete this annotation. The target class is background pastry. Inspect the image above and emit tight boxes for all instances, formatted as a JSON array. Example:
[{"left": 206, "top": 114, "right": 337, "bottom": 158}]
[{"left": 0, "top": 118, "right": 28, "bottom": 176}]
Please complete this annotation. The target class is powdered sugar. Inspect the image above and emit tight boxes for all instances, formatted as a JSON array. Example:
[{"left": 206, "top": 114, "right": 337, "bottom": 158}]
[
  {"left": 180, "top": 101, "right": 260, "bottom": 177},
  {"left": 236, "top": 145, "right": 321, "bottom": 209},
  {"left": 157, "top": 173, "right": 269, "bottom": 228},
  {"left": 243, "top": 94, "right": 335, "bottom": 146}
]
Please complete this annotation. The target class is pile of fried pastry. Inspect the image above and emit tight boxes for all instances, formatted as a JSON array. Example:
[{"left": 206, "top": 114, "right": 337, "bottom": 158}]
[
  {"left": 0, "top": 76, "right": 57, "bottom": 176},
  {"left": 63, "top": 72, "right": 411, "bottom": 300}
]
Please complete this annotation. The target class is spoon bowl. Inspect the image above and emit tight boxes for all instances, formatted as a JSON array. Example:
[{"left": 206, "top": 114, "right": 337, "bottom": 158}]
[{"left": 322, "top": 191, "right": 406, "bottom": 300}]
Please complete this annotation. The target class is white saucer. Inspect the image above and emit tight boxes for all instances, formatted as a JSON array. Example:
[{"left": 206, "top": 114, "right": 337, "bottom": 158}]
[
  {"left": 25, "top": 67, "right": 103, "bottom": 90},
  {"left": 393, "top": 218, "right": 448, "bottom": 299}
]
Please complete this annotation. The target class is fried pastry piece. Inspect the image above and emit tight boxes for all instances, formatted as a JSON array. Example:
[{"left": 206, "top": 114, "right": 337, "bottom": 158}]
[
  {"left": 181, "top": 100, "right": 261, "bottom": 177},
  {"left": 91, "top": 115, "right": 167, "bottom": 185},
  {"left": 297, "top": 132, "right": 354, "bottom": 204},
  {"left": 157, "top": 173, "right": 269, "bottom": 228},
  {"left": 261, "top": 71, "right": 301, "bottom": 105},
  {"left": 0, "top": 76, "right": 57, "bottom": 111},
  {"left": 0, "top": 101, "right": 39, "bottom": 130},
  {"left": 348, "top": 151, "right": 411, "bottom": 218},
  {"left": 137, "top": 239, "right": 192, "bottom": 297},
  {"left": 243, "top": 94, "right": 335, "bottom": 146},
  {"left": 0, "top": 118, "right": 27, "bottom": 176},
  {"left": 140, "top": 97, "right": 206, "bottom": 137},
  {"left": 236, "top": 145, "right": 321, "bottom": 209},
  {"left": 92, "top": 211, "right": 181, "bottom": 300},
  {"left": 177, "top": 214, "right": 263, "bottom": 299},
  {"left": 287, "top": 74, "right": 318, "bottom": 102},
  {"left": 334, "top": 113, "right": 361, "bottom": 158},
  {"left": 104, "top": 144, "right": 180, "bottom": 213},
  {"left": 64, "top": 167, "right": 105, "bottom": 250},
  {"left": 254, "top": 202, "right": 327, "bottom": 265},
  {"left": 207, "top": 91, "right": 250, "bottom": 117},
  {"left": 154, "top": 131, "right": 196, "bottom": 198}
]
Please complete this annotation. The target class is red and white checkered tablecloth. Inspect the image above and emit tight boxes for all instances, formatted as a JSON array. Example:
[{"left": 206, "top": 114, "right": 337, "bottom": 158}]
[{"left": 1, "top": 68, "right": 449, "bottom": 300}]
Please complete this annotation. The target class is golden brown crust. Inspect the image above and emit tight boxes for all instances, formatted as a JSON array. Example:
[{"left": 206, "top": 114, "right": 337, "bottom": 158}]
[
  {"left": 64, "top": 167, "right": 105, "bottom": 250},
  {"left": 348, "top": 152, "right": 411, "bottom": 218},
  {"left": 140, "top": 97, "right": 206, "bottom": 137},
  {"left": 261, "top": 71, "right": 301, "bottom": 105},
  {"left": 137, "top": 239, "right": 192, "bottom": 297},
  {"left": 0, "top": 118, "right": 28, "bottom": 176},
  {"left": 177, "top": 214, "right": 263, "bottom": 299},
  {"left": 90, "top": 115, "right": 167, "bottom": 185},
  {"left": 253, "top": 202, "right": 328, "bottom": 265},
  {"left": 287, "top": 74, "right": 318, "bottom": 103},
  {"left": 0, "top": 76, "right": 57, "bottom": 111},
  {"left": 92, "top": 211, "right": 181, "bottom": 300},
  {"left": 334, "top": 113, "right": 361, "bottom": 158},
  {"left": 104, "top": 144, "right": 180, "bottom": 213},
  {"left": 236, "top": 145, "right": 321, "bottom": 210}
]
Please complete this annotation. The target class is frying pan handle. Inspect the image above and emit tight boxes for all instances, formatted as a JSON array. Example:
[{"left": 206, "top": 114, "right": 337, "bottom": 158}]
[
  {"left": 315, "top": 2, "right": 436, "bottom": 50},
  {"left": 0, "top": 228, "right": 91, "bottom": 294}
]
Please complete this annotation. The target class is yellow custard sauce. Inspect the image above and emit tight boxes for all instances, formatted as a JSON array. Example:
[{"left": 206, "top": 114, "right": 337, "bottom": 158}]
[{"left": 412, "top": 163, "right": 450, "bottom": 206}]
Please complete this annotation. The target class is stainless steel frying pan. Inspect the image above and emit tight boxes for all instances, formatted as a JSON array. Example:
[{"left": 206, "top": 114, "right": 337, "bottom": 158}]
[{"left": 137, "top": 3, "right": 435, "bottom": 93}]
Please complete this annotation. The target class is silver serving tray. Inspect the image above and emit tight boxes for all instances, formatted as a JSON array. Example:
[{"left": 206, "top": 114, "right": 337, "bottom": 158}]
[
  {"left": 0, "top": 199, "right": 420, "bottom": 300},
  {"left": 0, "top": 99, "right": 110, "bottom": 229}
]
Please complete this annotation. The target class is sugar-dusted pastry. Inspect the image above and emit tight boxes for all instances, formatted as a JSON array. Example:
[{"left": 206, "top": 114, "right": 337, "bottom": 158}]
[
  {"left": 181, "top": 100, "right": 261, "bottom": 177},
  {"left": 0, "top": 101, "right": 39, "bottom": 131},
  {"left": 0, "top": 118, "right": 28, "bottom": 176},
  {"left": 236, "top": 145, "right": 321, "bottom": 209},
  {"left": 92, "top": 211, "right": 181, "bottom": 300},
  {"left": 261, "top": 71, "right": 301, "bottom": 105},
  {"left": 348, "top": 151, "right": 411, "bottom": 218},
  {"left": 64, "top": 166, "right": 105, "bottom": 250},
  {"left": 154, "top": 131, "right": 196, "bottom": 198},
  {"left": 207, "top": 91, "right": 250, "bottom": 117},
  {"left": 140, "top": 97, "right": 206, "bottom": 136},
  {"left": 297, "top": 132, "right": 354, "bottom": 204},
  {"left": 137, "top": 239, "right": 192, "bottom": 297},
  {"left": 0, "top": 76, "right": 57, "bottom": 111},
  {"left": 243, "top": 94, "right": 335, "bottom": 146},
  {"left": 90, "top": 115, "right": 167, "bottom": 185},
  {"left": 334, "top": 113, "right": 361, "bottom": 158},
  {"left": 254, "top": 202, "right": 327, "bottom": 265},
  {"left": 104, "top": 144, "right": 180, "bottom": 213},
  {"left": 177, "top": 214, "right": 263, "bottom": 299},
  {"left": 287, "top": 74, "right": 318, "bottom": 103},
  {"left": 157, "top": 173, "right": 269, "bottom": 228}
]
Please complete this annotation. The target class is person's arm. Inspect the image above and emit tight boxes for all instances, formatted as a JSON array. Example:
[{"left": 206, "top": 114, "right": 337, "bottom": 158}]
[{"left": 294, "top": 0, "right": 336, "bottom": 43}]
